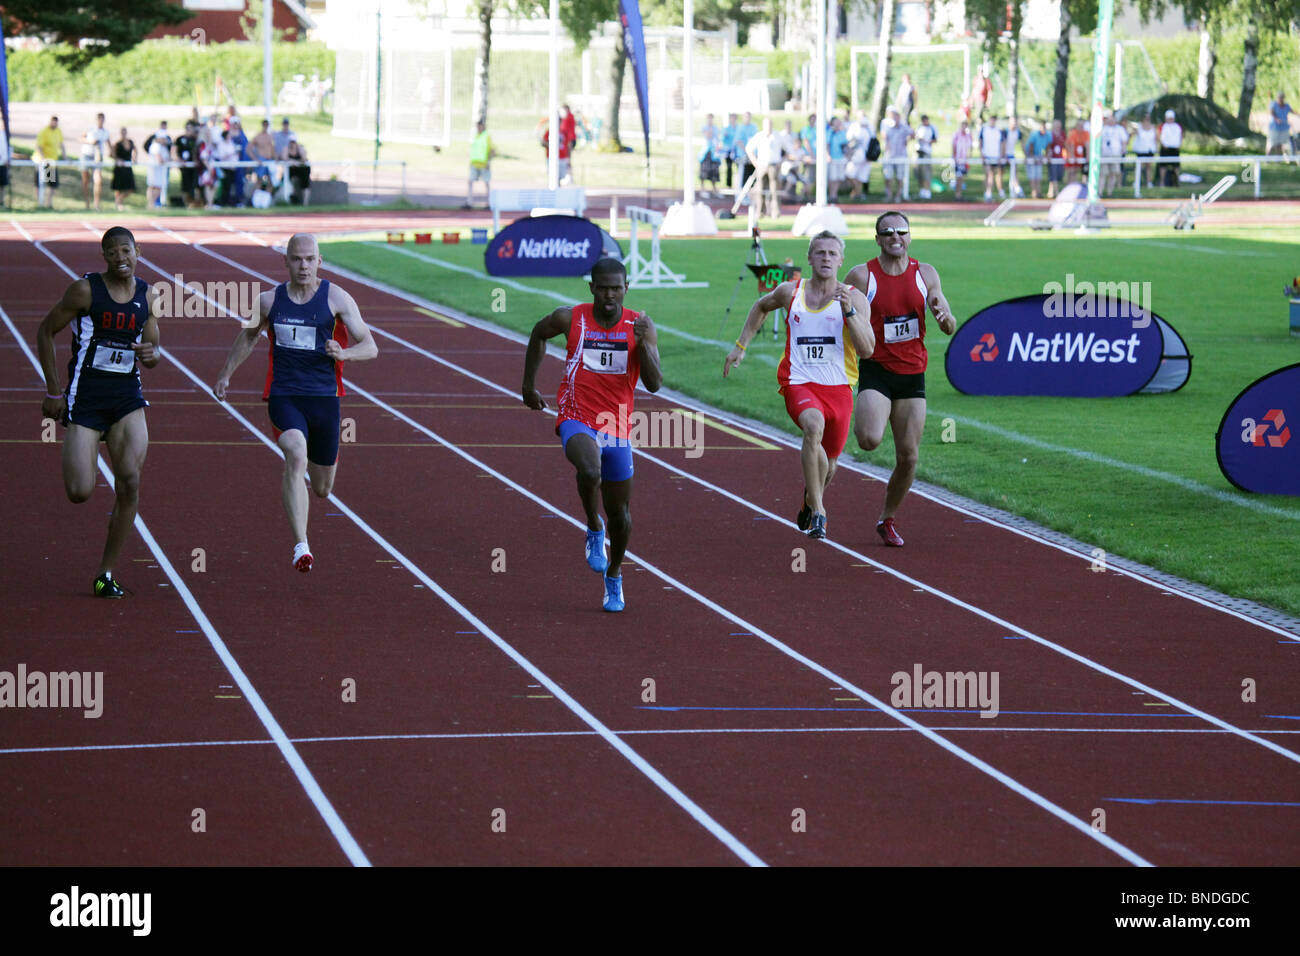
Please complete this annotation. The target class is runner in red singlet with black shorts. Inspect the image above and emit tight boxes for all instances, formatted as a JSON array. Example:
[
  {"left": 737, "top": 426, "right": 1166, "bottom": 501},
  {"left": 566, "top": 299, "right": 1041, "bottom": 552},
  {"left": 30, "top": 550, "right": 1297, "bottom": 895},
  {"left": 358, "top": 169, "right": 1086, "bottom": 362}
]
[
  {"left": 845, "top": 211, "right": 956, "bottom": 548},
  {"left": 522, "top": 258, "right": 662, "bottom": 612},
  {"left": 724, "top": 231, "right": 873, "bottom": 541}
]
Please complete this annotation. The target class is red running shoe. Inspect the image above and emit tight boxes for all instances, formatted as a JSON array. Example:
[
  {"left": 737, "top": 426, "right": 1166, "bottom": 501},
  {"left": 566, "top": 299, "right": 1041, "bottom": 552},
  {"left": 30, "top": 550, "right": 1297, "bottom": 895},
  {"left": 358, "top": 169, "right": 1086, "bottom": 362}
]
[{"left": 876, "top": 518, "right": 904, "bottom": 547}]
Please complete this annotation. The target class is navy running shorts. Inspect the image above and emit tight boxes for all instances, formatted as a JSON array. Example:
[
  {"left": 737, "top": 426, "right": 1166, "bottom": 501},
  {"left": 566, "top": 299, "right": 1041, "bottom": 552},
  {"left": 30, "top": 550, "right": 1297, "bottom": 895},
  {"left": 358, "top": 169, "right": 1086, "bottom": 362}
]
[{"left": 268, "top": 395, "right": 341, "bottom": 466}]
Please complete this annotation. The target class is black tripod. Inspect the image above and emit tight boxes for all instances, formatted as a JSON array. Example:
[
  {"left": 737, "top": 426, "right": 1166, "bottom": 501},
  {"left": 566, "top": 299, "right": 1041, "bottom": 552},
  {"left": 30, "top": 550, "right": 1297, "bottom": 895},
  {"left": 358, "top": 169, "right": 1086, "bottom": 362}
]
[{"left": 718, "top": 227, "right": 791, "bottom": 340}]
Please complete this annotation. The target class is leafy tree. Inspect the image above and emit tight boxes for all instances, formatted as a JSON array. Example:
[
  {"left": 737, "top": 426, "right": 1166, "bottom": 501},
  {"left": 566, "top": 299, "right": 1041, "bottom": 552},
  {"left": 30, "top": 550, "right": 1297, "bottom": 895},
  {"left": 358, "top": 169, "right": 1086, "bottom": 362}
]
[{"left": 1, "top": 0, "right": 193, "bottom": 68}]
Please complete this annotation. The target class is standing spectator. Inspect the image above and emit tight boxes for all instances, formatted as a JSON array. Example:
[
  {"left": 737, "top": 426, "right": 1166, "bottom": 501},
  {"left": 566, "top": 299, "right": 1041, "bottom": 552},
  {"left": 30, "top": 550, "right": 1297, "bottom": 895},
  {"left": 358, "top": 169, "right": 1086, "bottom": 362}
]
[
  {"left": 734, "top": 111, "right": 758, "bottom": 194},
  {"left": 1266, "top": 91, "right": 1294, "bottom": 156},
  {"left": 540, "top": 122, "right": 573, "bottom": 185},
  {"left": 951, "top": 119, "right": 973, "bottom": 199},
  {"left": 79, "top": 113, "right": 112, "bottom": 211},
  {"left": 1047, "top": 119, "right": 1067, "bottom": 198},
  {"left": 228, "top": 117, "right": 250, "bottom": 204},
  {"left": 1003, "top": 116, "right": 1024, "bottom": 198},
  {"left": 776, "top": 120, "right": 804, "bottom": 200},
  {"left": 175, "top": 120, "right": 200, "bottom": 208},
  {"left": 719, "top": 113, "right": 740, "bottom": 190},
  {"left": 701, "top": 113, "right": 719, "bottom": 155},
  {"left": 145, "top": 124, "right": 171, "bottom": 208},
  {"left": 881, "top": 106, "right": 913, "bottom": 203},
  {"left": 914, "top": 113, "right": 937, "bottom": 199},
  {"left": 1100, "top": 111, "right": 1128, "bottom": 196},
  {"left": 466, "top": 120, "right": 495, "bottom": 208},
  {"left": 34, "top": 115, "right": 65, "bottom": 208},
  {"left": 197, "top": 125, "right": 218, "bottom": 208},
  {"left": 560, "top": 103, "right": 577, "bottom": 152},
  {"left": 1131, "top": 113, "right": 1158, "bottom": 188},
  {"left": 970, "top": 65, "right": 992, "bottom": 118},
  {"left": 273, "top": 118, "right": 294, "bottom": 158},
  {"left": 1025, "top": 118, "right": 1051, "bottom": 199},
  {"left": 895, "top": 73, "right": 917, "bottom": 124},
  {"left": 1158, "top": 109, "right": 1183, "bottom": 187},
  {"left": 698, "top": 113, "right": 722, "bottom": 196},
  {"left": 284, "top": 134, "right": 311, "bottom": 205},
  {"left": 845, "top": 110, "right": 876, "bottom": 201},
  {"left": 825, "top": 115, "right": 849, "bottom": 202},
  {"left": 110, "top": 128, "right": 137, "bottom": 211},
  {"left": 798, "top": 114, "right": 819, "bottom": 200},
  {"left": 213, "top": 128, "right": 239, "bottom": 206},
  {"left": 744, "top": 118, "right": 784, "bottom": 218},
  {"left": 978, "top": 113, "right": 1004, "bottom": 201},
  {"left": 249, "top": 119, "right": 276, "bottom": 183},
  {"left": 1065, "top": 118, "right": 1090, "bottom": 185}
]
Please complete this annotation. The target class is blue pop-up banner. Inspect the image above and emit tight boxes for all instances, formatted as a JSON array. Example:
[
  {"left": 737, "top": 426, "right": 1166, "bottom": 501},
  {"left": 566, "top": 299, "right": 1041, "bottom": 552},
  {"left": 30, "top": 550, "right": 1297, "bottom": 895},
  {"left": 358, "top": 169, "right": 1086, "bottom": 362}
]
[
  {"left": 486, "top": 215, "right": 608, "bottom": 278},
  {"left": 945, "top": 292, "right": 1190, "bottom": 396},
  {"left": 1216, "top": 363, "right": 1300, "bottom": 496}
]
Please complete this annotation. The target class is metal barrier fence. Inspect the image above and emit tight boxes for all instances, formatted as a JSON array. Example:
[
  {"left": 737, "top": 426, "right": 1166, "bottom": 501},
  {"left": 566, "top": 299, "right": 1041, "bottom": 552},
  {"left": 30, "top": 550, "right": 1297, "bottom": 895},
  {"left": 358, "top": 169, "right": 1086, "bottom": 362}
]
[{"left": 4, "top": 158, "right": 408, "bottom": 207}]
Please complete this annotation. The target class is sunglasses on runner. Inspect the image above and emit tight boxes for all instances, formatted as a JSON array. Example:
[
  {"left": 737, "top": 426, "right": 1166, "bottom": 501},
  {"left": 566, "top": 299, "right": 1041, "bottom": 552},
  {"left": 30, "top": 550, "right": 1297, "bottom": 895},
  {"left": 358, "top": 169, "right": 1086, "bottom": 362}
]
[{"left": 877, "top": 227, "right": 910, "bottom": 237}]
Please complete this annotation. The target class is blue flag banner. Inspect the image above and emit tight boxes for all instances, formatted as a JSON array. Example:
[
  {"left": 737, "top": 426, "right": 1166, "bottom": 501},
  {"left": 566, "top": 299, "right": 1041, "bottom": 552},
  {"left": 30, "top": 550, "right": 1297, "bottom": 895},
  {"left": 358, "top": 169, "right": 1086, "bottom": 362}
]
[
  {"left": 1, "top": 17, "right": 11, "bottom": 162},
  {"left": 618, "top": 0, "right": 650, "bottom": 158}
]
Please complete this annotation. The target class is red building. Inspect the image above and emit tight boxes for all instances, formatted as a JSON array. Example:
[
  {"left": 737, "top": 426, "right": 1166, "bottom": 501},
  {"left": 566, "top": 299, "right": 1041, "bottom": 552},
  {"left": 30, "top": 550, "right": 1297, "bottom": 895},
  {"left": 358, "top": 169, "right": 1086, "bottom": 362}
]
[{"left": 146, "top": 1, "right": 309, "bottom": 43}]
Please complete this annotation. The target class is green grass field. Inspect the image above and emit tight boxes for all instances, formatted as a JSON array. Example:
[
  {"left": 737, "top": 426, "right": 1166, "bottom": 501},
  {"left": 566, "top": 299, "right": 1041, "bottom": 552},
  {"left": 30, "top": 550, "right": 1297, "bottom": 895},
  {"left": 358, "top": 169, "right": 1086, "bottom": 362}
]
[{"left": 319, "top": 219, "right": 1300, "bottom": 616}]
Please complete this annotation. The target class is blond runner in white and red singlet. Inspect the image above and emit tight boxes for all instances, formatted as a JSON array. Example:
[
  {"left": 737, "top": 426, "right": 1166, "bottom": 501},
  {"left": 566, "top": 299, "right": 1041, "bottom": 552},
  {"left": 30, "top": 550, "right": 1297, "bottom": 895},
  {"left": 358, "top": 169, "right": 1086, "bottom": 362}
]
[
  {"left": 724, "top": 231, "right": 873, "bottom": 541},
  {"left": 522, "top": 258, "right": 662, "bottom": 612},
  {"left": 845, "top": 211, "right": 956, "bottom": 548}
]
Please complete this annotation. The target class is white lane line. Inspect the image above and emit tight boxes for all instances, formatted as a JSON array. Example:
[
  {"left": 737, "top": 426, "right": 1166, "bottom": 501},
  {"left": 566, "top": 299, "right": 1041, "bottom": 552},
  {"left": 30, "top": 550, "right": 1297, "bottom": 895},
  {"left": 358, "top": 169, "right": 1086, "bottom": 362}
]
[
  {"left": 178, "top": 231, "right": 1300, "bottom": 763},
  {"left": 8, "top": 723, "right": 1300, "bottom": 757},
  {"left": 40, "top": 229, "right": 766, "bottom": 868},
  {"left": 0, "top": 292, "right": 371, "bottom": 868},
  {"left": 155, "top": 228, "right": 1158, "bottom": 865},
  {"left": 228, "top": 234, "right": 1300, "bottom": 640},
  {"left": 929, "top": 410, "right": 1300, "bottom": 523}
]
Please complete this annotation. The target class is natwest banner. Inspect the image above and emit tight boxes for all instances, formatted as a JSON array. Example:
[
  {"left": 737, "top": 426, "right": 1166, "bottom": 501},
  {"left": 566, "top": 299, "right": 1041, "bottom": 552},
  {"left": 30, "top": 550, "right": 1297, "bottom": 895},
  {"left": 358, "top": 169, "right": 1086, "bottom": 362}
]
[
  {"left": 485, "top": 215, "right": 605, "bottom": 277},
  {"left": 1216, "top": 363, "right": 1300, "bottom": 495},
  {"left": 946, "top": 293, "right": 1189, "bottom": 396}
]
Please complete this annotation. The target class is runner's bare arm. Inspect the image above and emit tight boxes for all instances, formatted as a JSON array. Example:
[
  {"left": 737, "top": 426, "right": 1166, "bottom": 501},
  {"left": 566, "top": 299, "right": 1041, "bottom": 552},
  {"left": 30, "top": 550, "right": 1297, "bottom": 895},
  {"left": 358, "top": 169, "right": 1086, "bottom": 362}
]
[
  {"left": 325, "top": 285, "right": 378, "bottom": 362},
  {"left": 522, "top": 306, "right": 573, "bottom": 410},
  {"left": 214, "top": 290, "right": 272, "bottom": 400},
  {"left": 633, "top": 312, "right": 662, "bottom": 393},
  {"left": 36, "top": 278, "right": 92, "bottom": 421},
  {"left": 723, "top": 281, "right": 795, "bottom": 378},
  {"left": 840, "top": 285, "right": 875, "bottom": 356},
  {"left": 918, "top": 263, "right": 956, "bottom": 334},
  {"left": 133, "top": 285, "right": 162, "bottom": 368}
]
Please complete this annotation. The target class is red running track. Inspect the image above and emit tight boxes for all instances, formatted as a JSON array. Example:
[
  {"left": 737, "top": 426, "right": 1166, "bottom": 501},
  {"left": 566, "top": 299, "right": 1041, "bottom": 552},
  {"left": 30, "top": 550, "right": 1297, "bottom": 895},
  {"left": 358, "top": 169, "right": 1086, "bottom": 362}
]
[{"left": 2, "top": 213, "right": 1298, "bottom": 867}]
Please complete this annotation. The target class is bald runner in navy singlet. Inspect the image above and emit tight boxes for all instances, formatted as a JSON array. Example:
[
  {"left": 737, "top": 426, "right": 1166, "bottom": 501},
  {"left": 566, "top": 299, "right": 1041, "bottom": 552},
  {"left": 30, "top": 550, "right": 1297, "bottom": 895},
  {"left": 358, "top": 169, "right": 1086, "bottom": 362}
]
[{"left": 214, "top": 233, "right": 378, "bottom": 572}]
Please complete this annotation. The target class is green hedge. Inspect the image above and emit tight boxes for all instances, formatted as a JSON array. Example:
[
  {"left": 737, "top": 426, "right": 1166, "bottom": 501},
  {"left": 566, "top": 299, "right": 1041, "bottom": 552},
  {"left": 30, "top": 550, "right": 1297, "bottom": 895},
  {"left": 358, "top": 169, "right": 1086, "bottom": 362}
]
[{"left": 7, "top": 38, "right": 335, "bottom": 106}]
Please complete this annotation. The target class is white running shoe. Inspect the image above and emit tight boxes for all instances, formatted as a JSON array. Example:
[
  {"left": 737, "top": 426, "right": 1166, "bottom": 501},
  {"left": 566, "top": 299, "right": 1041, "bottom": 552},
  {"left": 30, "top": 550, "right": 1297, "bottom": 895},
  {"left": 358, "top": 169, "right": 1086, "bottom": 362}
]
[{"left": 292, "top": 542, "right": 313, "bottom": 573}]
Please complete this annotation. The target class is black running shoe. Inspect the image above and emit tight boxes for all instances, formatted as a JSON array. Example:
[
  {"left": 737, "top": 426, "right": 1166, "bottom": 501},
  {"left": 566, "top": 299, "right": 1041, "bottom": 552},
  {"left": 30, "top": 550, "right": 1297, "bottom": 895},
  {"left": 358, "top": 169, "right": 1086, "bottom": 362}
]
[
  {"left": 93, "top": 573, "right": 126, "bottom": 598},
  {"left": 808, "top": 514, "right": 827, "bottom": 540},
  {"left": 796, "top": 488, "right": 812, "bottom": 531}
]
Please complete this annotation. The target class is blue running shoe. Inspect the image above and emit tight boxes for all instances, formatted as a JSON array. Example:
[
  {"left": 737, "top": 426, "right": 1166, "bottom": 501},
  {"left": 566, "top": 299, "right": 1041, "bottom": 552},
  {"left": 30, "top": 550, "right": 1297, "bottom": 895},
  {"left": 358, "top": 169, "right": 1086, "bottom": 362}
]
[
  {"left": 603, "top": 573, "right": 625, "bottom": 612},
  {"left": 585, "top": 517, "right": 608, "bottom": 573}
]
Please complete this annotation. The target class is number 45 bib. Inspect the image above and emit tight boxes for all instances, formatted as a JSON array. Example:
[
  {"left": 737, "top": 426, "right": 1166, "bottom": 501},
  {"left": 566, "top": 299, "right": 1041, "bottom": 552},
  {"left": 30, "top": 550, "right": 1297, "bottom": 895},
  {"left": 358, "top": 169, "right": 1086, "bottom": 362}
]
[{"left": 91, "top": 342, "right": 134, "bottom": 373}]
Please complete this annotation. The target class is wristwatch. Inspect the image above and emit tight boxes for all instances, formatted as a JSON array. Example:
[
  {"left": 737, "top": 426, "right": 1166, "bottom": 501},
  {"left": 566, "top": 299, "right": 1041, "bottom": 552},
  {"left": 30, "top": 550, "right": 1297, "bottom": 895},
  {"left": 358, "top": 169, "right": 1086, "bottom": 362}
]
[{"left": 843, "top": 307, "right": 857, "bottom": 318}]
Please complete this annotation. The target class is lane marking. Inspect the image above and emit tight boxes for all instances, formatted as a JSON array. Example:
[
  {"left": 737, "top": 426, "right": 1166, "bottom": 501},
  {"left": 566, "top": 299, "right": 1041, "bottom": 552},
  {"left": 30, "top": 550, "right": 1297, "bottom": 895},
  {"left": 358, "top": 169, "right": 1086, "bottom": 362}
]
[
  {"left": 414, "top": 306, "right": 466, "bottom": 328},
  {"left": 0, "top": 291, "right": 371, "bottom": 868},
  {"left": 35, "top": 232, "right": 767, "bottom": 869}
]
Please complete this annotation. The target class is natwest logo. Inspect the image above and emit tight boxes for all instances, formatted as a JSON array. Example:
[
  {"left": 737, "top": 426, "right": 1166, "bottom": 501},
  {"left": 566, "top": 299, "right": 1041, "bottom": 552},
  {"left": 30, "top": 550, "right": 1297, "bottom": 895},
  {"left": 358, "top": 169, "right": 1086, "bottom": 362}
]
[
  {"left": 516, "top": 237, "right": 592, "bottom": 259},
  {"left": 1005, "top": 330, "right": 1141, "bottom": 364},
  {"left": 969, "top": 333, "right": 998, "bottom": 361},
  {"left": 1250, "top": 408, "right": 1290, "bottom": 447},
  {"left": 485, "top": 215, "right": 609, "bottom": 278}
]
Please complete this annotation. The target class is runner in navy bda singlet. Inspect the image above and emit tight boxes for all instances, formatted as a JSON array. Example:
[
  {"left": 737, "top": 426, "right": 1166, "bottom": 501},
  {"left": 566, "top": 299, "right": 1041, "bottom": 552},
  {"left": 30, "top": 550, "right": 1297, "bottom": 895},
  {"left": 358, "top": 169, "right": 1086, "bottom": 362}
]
[{"left": 36, "top": 227, "right": 161, "bottom": 597}]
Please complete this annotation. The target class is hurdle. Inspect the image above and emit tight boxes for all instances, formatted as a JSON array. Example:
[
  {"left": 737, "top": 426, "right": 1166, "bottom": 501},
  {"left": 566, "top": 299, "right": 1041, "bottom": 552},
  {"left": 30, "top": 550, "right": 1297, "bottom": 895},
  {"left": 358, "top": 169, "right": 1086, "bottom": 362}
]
[{"left": 623, "top": 206, "right": 709, "bottom": 289}]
